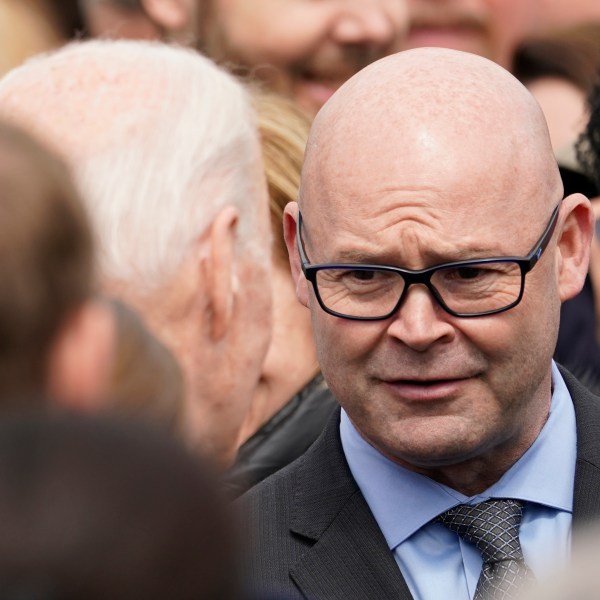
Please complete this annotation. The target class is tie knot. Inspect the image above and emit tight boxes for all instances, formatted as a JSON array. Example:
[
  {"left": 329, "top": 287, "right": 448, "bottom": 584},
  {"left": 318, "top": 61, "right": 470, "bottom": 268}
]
[{"left": 437, "top": 499, "right": 525, "bottom": 564}]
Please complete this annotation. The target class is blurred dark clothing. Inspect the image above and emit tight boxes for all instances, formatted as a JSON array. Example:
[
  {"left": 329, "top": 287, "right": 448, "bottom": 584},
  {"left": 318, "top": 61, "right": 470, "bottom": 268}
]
[
  {"left": 554, "top": 165, "right": 600, "bottom": 392},
  {"left": 559, "top": 163, "right": 598, "bottom": 199},
  {"left": 227, "top": 373, "right": 337, "bottom": 498},
  {"left": 555, "top": 275, "right": 600, "bottom": 391},
  {"left": 0, "top": 412, "right": 239, "bottom": 600}
]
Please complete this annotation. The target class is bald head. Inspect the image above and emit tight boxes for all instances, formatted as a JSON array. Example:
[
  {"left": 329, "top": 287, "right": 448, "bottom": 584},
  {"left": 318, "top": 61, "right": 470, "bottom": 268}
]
[{"left": 303, "top": 48, "right": 560, "bottom": 217}]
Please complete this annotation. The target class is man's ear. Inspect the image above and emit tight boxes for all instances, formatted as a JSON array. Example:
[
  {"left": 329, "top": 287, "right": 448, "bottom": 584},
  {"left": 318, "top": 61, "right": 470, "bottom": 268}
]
[
  {"left": 202, "top": 206, "right": 239, "bottom": 342},
  {"left": 283, "top": 202, "right": 309, "bottom": 308},
  {"left": 46, "top": 298, "right": 116, "bottom": 411},
  {"left": 556, "top": 193, "right": 594, "bottom": 302},
  {"left": 140, "top": 0, "right": 193, "bottom": 31}
]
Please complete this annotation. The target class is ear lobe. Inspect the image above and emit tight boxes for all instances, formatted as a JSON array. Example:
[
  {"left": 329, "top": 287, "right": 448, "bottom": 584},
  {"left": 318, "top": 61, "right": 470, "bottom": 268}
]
[
  {"left": 140, "top": 0, "right": 193, "bottom": 31},
  {"left": 283, "top": 202, "right": 309, "bottom": 307},
  {"left": 203, "top": 206, "right": 239, "bottom": 342},
  {"left": 556, "top": 193, "right": 594, "bottom": 302},
  {"left": 46, "top": 298, "right": 116, "bottom": 411}
]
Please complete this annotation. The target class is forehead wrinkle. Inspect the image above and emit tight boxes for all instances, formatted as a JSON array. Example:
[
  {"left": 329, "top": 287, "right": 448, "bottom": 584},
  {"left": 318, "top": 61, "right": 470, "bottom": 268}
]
[{"left": 311, "top": 201, "right": 505, "bottom": 268}]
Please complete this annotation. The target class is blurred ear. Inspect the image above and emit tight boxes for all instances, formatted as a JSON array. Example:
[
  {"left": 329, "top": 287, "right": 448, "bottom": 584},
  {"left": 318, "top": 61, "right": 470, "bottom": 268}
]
[
  {"left": 46, "top": 298, "right": 116, "bottom": 411},
  {"left": 202, "top": 206, "right": 239, "bottom": 342},
  {"left": 283, "top": 202, "right": 310, "bottom": 308},
  {"left": 556, "top": 193, "right": 594, "bottom": 302},
  {"left": 140, "top": 0, "right": 193, "bottom": 30}
]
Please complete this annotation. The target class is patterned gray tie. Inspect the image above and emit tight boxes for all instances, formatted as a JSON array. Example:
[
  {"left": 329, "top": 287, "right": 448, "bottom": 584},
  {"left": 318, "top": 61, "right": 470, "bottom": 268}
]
[{"left": 436, "top": 499, "right": 534, "bottom": 600}]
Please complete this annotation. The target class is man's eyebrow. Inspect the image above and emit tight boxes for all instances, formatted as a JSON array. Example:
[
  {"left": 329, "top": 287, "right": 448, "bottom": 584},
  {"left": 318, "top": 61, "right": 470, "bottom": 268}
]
[{"left": 327, "top": 244, "right": 509, "bottom": 266}]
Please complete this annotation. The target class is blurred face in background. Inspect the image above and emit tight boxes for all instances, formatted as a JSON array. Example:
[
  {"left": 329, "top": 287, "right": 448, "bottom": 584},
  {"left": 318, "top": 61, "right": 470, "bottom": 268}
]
[
  {"left": 198, "top": 0, "right": 408, "bottom": 117},
  {"left": 537, "top": 0, "right": 600, "bottom": 29},
  {"left": 403, "top": 0, "right": 538, "bottom": 68},
  {"left": 526, "top": 77, "right": 588, "bottom": 153}
]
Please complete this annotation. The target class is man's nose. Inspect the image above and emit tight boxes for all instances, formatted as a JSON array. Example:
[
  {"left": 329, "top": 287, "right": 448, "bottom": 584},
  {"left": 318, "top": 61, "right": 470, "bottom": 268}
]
[
  {"left": 332, "top": 0, "right": 408, "bottom": 48},
  {"left": 386, "top": 284, "right": 455, "bottom": 351}
]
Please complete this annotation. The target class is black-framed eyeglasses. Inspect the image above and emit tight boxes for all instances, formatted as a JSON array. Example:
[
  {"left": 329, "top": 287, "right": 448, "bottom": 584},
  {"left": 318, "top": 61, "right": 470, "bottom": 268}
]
[{"left": 296, "top": 203, "right": 561, "bottom": 320}]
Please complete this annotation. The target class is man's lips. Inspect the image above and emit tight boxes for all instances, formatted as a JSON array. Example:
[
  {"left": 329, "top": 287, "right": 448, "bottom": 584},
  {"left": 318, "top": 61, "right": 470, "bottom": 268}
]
[{"left": 381, "top": 376, "right": 477, "bottom": 401}]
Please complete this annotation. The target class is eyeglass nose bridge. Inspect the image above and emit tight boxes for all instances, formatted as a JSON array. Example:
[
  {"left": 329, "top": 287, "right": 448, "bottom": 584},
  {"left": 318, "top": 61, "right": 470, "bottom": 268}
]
[{"left": 394, "top": 268, "right": 452, "bottom": 316}]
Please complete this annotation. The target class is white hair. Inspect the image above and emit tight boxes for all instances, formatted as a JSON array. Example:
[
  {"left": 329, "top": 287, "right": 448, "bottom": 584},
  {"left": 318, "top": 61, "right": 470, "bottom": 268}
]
[{"left": 0, "top": 40, "right": 267, "bottom": 289}]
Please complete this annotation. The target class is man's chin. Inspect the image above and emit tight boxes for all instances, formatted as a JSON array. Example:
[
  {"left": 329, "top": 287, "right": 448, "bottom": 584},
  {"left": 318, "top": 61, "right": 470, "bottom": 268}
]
[{"left": 369, "top": 418, "right": 489, "bottom": 469}]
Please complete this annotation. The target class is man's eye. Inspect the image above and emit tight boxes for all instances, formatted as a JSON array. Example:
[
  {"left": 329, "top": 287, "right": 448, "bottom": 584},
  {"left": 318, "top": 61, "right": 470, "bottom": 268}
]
[
  {"left": 454, "top": 267, "right": 486, "bottom": 280},
  {"left": 346, "top": 270, "right": 377, "bottom": 281}
]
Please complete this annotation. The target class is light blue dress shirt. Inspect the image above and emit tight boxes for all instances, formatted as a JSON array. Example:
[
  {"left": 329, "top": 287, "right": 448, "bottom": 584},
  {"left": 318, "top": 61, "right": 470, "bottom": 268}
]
[{"left": 340, "top": 362, "right": 576, "bottom": 600}]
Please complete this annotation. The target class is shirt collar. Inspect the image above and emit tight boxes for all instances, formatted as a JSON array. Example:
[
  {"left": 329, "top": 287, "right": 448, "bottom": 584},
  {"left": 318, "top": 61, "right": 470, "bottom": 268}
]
[{"left": 340, "top": 362, "right": 576, "bottom": 550}]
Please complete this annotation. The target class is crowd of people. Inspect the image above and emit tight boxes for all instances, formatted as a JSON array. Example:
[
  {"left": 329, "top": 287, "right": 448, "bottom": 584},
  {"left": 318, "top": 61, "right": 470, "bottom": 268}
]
[{"left": 1, "top": 1, "right": 600, "bottom": 599}]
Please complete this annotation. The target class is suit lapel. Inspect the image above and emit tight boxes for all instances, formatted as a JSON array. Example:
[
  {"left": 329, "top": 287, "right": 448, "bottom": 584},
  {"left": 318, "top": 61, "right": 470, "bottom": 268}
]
[
  {"left": 288, "top": 411, "right": 413, "bottom": 600},
  {"left": 562, "top": 367, "right": 600, "bottom": 528}
]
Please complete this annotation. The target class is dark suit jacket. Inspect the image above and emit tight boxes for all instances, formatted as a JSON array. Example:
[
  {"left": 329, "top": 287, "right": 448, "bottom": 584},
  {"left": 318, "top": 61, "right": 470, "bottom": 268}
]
[{"left": 241, "top": 367, "right": 600, "bottom": 600}]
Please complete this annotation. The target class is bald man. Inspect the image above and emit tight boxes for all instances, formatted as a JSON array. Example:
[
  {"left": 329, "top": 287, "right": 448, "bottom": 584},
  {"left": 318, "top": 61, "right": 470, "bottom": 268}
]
[{"left": 242, "top": 48, "right": 599, "bottom": 600}]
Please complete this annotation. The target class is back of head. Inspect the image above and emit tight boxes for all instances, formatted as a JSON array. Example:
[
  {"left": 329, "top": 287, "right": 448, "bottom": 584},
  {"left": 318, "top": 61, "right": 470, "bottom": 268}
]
[
  {"left": 0, "top": 120, "right": 93, "bottom": 403},
  {"left": 0, "top": 412, "right": 238, "bottom": 600},
  {"left": 0, "top": 39, "right": 266, "bottom": 292}
]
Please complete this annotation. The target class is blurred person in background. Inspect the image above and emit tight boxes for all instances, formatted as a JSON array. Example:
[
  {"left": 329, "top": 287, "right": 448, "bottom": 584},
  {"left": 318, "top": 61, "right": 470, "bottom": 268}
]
[
  {"left": 81, "top": 0, "right": 408, "bottom": 118},
  {"left": 401, "top": 0, "right": 600, "bottom": 70},
  {"left": 0, "top": 0, "right": 67, "bottom": 76},
  {"left": 572, "top": 77, "right": 600, "bottom": 389},
  {"left": 402, "top": 0, "right": 539, "bottom": 68},
  {"left": 513, "top": 24, "right": 600, "bottom": 387},
  {"left": 0, "top": 412, "right": 239, "bottom": 600},
  {"left": 0, "top": 119, "right": 114, "bottom": 409},
  {"left": 227, "top": 92, "right": 337, "bottom": 496},
  {"left": 0, "top": 40, "right": 273, "bottom": 468},
  {"left": 513, "top": 23, "right": 600, "bottom": 156},
  {"left": 517, "top": 520, "right": 600, "bottom": 600},
  {"left": 78, "top": 0, "right": 180, "bottom": 40}
]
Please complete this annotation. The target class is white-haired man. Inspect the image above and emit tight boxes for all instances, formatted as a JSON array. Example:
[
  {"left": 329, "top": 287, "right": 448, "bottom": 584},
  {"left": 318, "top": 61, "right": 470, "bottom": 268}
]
[{"left": 0, "top": 40, "right": 272, "bottom": 467}]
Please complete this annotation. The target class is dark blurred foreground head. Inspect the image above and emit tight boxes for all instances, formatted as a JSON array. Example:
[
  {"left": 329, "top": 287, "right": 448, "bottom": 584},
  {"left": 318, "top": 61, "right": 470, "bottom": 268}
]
[
  {"left": 0, "top": 412, "right": 238, "bottom": 600},
  {"left": 0, "top": 119, "right": 101, "bottom": 406}
]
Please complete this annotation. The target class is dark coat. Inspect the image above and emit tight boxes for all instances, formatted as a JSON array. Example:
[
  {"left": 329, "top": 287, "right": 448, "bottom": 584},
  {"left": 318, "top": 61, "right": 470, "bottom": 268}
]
[{"left": 227, "top": 374, "right": 337, "bottom": 498}]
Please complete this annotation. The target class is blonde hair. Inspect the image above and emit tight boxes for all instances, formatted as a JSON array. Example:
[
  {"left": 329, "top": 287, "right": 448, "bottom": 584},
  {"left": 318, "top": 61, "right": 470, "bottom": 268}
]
[{"left": 253, "top": 90, "right": 311, "bottom": 264}]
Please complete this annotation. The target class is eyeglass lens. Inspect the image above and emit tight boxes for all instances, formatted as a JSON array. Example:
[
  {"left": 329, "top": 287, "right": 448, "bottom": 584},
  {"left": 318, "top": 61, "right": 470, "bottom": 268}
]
[{"left": 315, "top": 261, "right": 523, "bottom": 318}]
